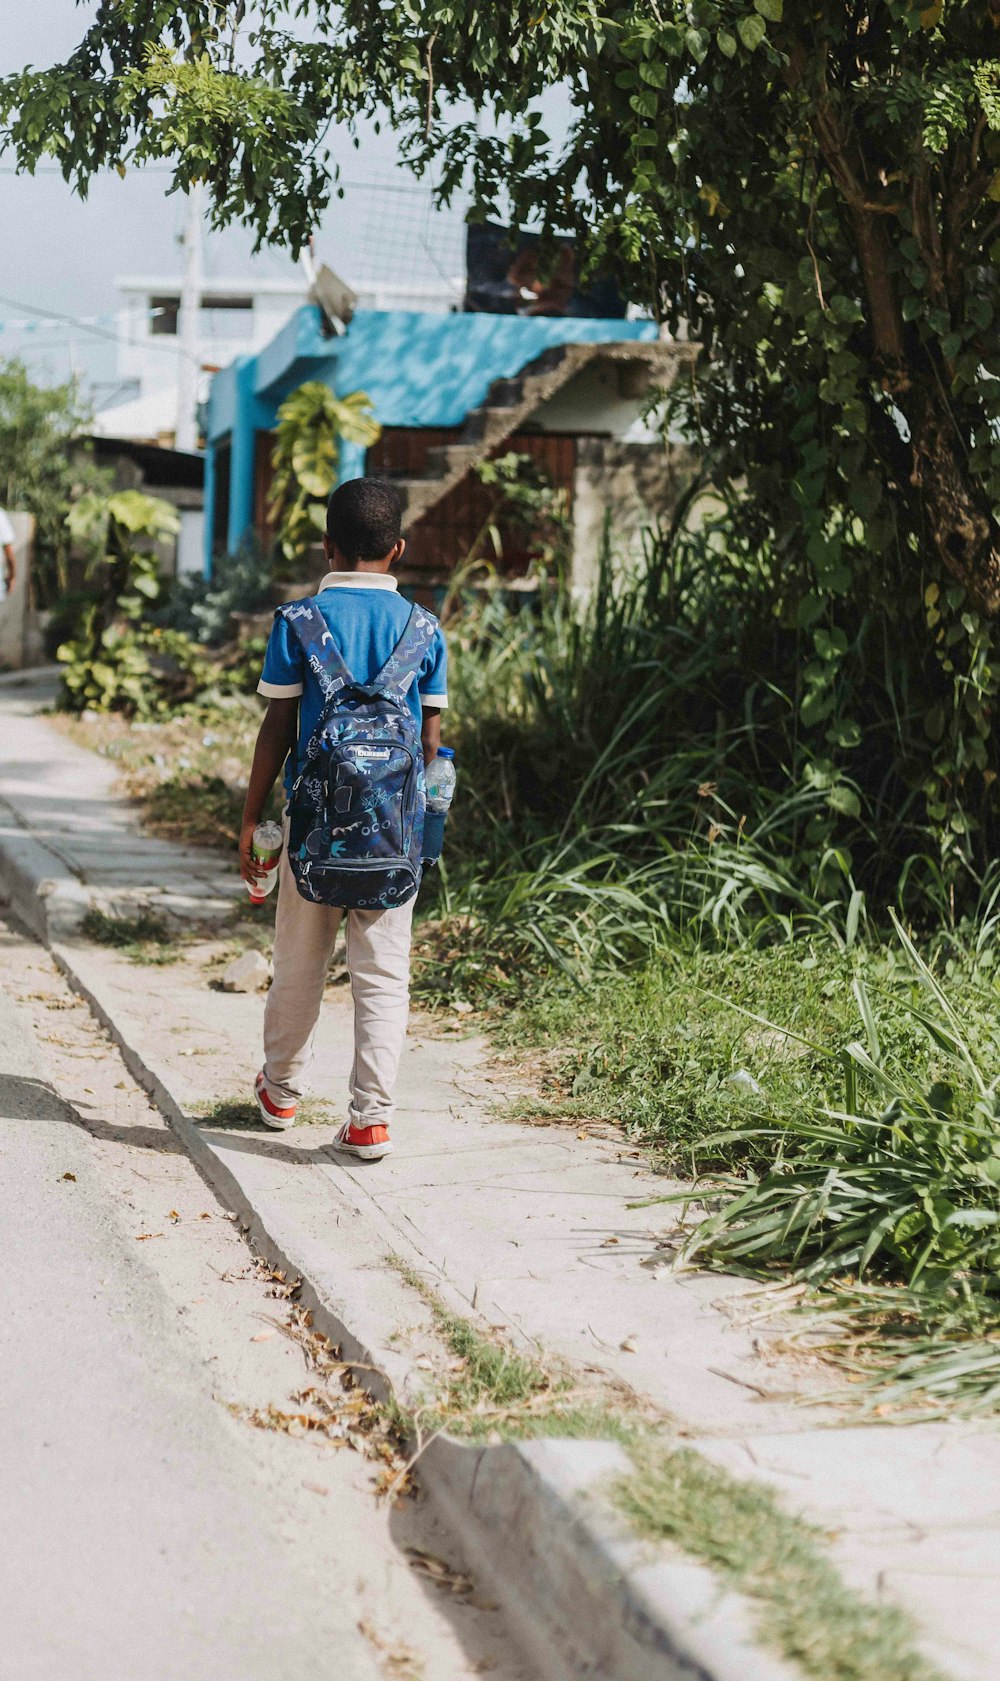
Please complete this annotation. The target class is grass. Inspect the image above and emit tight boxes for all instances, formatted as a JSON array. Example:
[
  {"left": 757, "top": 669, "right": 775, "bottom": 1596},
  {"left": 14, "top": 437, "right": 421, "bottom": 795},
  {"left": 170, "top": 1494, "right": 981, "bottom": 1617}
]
[
  {"left": 79, "top": 907, "right": 183, "bottom": 964},
  {"left": 478, "top": 918, "right": 1000, "bottom": 1414},
  {"left": 616, "top": 1438, "right": 946, "bottom": 1681},
  {"left": 193, "top": 1094, "right": 336, "bottom": 1129},
  {"left": 388, "top": 1265, "right": 945, "bottom": 1681},
  {"left": 52, "top": 697, "right": 268, "bottom": 851},
  {"left": 142, "top": 773, "right": 245, "bottom": 847},
  {"left": 388, "top": 1258, "right": 636, "bottom": 1442}
]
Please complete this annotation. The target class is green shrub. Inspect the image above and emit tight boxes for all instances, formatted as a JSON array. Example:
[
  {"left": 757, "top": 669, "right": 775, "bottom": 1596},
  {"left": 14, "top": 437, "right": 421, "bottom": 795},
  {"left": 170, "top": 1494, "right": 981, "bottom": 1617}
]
[
  {"left": 156, "top": 539, "right": 272, "bottom": 646},
  {"left": 431, "top": 519, "right": 1000, "bottom": 978}
]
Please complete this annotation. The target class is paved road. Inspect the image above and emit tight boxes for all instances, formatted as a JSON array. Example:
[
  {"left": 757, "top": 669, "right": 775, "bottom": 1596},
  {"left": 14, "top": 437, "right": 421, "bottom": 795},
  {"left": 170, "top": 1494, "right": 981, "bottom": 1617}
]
[{"left": 0, "top": 922, "right": 525, "bottom": 1681}]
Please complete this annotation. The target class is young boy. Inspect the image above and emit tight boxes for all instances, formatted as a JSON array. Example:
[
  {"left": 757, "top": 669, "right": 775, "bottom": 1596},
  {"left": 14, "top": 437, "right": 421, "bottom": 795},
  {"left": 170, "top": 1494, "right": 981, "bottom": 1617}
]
[{"left": 239, "top": 477, "right": 447, "bottom": 1160}]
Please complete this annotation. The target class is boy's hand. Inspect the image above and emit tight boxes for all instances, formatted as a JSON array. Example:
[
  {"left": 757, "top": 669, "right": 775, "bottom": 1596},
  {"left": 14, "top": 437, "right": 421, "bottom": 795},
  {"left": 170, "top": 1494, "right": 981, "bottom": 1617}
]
[
  {"left": 239, "top": 818, "right": 266, "bottom": 886},
  {"left": 238, "top": 699, "right": 298, "bottom": 887}
]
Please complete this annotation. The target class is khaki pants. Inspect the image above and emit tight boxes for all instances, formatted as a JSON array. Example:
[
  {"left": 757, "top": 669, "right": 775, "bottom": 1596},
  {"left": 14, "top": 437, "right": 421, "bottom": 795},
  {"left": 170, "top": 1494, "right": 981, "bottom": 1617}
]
[{"left": 261, "top": 832, "right": 414, "bottom": 1128}]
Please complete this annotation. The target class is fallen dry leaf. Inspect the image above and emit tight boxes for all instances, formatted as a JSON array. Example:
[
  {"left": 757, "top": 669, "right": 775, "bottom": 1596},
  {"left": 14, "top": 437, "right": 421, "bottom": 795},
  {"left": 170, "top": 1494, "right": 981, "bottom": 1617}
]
[
  {"left": 406, "top": 1548, "right": 474, "bottom": 1596},
  {"left": 168, "top": 1209, "right": 181, "bottom": 1223},
  {"left": 250, "top": 1330, "right": 275, "bottom": 1343},
  {"left": 601, "top": 1236, "right": 620, "bottom": 1247},
  {"left": 619, "top": 1336, "right": 638, "bottom": 1353},
  {"left": 357, "top": 1616, "right": 423, "bottom": 1680},
  {"left": 61, "top": 1171, "right": 76, "bottom": 1183},
  {"left": 301, "top": 1479, "right": 328, "bottom": 1497},
  {"left": 135, "top": 1232, "right": 164, "bottom": 1242}
]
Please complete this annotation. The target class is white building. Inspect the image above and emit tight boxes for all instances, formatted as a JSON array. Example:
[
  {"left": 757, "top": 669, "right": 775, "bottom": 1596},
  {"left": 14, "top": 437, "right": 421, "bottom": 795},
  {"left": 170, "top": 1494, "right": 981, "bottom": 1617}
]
[{"left": 92, "top": 273, "right": 307, "bottom": 448}]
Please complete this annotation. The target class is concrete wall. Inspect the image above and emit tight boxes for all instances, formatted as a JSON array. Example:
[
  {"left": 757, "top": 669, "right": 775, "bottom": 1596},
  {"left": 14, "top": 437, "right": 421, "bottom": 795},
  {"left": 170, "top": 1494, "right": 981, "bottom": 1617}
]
[
  {"left": 0, "top": 512, "right": 37, "bottom": 671},
  {"left": 570, "top": 438, "right": 698, "bottom": 595},
  {"left": 532, "top": 358, "right": 657, "bottom": 438}
]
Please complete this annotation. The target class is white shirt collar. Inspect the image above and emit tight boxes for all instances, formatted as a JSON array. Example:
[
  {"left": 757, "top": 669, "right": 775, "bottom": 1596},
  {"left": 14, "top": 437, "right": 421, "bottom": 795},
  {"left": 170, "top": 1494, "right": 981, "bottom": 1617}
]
[{"left": 318, "top": 570, "right": 398, "bottom": 592}]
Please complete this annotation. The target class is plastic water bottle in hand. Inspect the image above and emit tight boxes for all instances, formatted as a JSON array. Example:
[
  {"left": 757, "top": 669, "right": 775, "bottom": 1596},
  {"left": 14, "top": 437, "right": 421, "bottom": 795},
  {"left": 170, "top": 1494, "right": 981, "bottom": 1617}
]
[
  {"left": 423, "top": 748, "right": 456, "bottom": 864},
  {"left": 246, "top": 819, "right": 283, "bottom": 905}
]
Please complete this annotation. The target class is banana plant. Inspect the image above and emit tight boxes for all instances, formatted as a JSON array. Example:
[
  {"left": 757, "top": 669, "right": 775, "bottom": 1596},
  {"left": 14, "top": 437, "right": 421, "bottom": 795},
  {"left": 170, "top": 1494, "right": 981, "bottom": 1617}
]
[{"left": 267, "top": 382, "right": 381, "bottom": 565}]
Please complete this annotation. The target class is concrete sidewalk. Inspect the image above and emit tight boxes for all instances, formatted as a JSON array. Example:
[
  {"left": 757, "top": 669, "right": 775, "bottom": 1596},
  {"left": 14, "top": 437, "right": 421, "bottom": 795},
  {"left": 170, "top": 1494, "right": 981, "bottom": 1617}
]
[
  {"left": 2, "top": 684, "right": 999, "bottom": 1681},
  {"left": 0, "top": 669, "right": 240, "bottom": 938}
]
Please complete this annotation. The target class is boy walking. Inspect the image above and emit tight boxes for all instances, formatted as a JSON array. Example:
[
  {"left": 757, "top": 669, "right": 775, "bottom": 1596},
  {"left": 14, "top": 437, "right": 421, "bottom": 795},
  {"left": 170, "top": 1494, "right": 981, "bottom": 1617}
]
[{"left": 239, "top": 478, "right": 447, "bottom": 1160}]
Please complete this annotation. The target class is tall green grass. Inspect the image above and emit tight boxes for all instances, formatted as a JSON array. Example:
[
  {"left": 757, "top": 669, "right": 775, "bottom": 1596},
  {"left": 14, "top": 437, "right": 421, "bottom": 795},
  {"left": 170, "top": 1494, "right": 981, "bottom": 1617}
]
[
  {"left": 434, "top": 525, "right": 1000, "bottom": 988},
  {"left": 425, "top": 533, "right": 1000, "bottom": 1412},
  {"left": 672, "top": 917, "right": 1000, "bottom": 1280}
]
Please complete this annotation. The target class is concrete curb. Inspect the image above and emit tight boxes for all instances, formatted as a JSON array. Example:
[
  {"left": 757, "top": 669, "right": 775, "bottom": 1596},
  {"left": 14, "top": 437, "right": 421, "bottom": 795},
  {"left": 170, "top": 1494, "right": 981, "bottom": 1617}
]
[
  {"left": 0, "top": 797, "right": 793, "bottom": 1681},
  {"left": 0, "top": 795, "right": 92, "bottom": 942},
  {"left": 0, "top": 792, "right": 242, "bottom": 941},
  {"left": 42, "top": 925, "right": 797, "bottom": 1681}
]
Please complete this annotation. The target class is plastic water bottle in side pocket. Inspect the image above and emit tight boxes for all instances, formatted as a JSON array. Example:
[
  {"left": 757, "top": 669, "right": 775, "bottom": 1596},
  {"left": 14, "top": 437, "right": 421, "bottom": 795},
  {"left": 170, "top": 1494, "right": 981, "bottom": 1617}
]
[{"left": 423, "top": 748, "right": 456, "bottom": 866}]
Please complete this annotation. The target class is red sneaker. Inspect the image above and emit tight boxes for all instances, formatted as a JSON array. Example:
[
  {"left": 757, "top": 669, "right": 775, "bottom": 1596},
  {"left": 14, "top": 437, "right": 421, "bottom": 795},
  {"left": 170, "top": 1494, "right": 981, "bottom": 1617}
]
[
  {"left": 331, "top": 1120, "right": 393, "bottom": 1161},
  {"left": 254, "top": 1072, "right": 297, "bottom": 1131}
]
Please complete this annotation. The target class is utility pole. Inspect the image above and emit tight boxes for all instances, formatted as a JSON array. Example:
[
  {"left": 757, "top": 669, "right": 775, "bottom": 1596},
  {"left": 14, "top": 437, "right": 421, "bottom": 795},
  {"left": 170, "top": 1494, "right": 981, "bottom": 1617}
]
[{"left": 175, "top": 180, "right": 204, "bottom": 453}]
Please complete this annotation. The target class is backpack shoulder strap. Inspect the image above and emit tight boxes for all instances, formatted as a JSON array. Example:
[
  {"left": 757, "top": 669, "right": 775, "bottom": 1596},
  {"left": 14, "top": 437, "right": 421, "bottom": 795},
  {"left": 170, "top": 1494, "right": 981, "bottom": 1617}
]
[
  {"left": 276, "top": 598, "right": 354, "bottom": 704},
  {"left": 357, "top": 603, "right": 438, "bottom": 703},
  {"left": 276, "top": 598, "right": 357, "bottom": 770}
]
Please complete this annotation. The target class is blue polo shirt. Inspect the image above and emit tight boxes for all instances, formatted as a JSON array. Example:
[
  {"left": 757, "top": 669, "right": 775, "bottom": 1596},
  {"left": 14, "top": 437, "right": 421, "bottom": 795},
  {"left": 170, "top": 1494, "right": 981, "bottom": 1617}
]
[{"left": 257, "top": 572, "right": 449, "bottom": 793}]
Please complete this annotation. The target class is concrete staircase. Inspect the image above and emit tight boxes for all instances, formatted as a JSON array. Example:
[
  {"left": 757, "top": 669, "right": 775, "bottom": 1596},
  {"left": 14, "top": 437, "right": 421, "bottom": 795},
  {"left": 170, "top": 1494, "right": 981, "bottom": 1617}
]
[{"left": 391, "top": 337, "right": 697, "bottom": 528}]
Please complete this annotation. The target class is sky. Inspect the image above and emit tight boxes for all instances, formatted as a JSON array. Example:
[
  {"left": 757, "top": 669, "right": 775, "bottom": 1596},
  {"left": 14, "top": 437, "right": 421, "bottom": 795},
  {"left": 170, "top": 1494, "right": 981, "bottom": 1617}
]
[{"left": 0, "top": 0, "right": 471, "bottom": 405}]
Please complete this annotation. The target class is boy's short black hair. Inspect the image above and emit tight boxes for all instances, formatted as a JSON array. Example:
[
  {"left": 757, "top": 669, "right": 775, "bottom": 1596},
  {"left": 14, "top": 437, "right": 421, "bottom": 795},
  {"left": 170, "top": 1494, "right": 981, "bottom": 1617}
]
[{"left": 326, "top": 476, "right": 402, "bottom": 561}]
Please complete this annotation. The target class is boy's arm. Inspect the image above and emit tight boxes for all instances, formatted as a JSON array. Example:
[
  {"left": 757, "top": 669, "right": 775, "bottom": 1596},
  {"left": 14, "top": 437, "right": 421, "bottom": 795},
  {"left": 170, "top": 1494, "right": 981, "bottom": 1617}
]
[
  {"left": 239, "top": 698, "right": 298, "bottom": 884},
  {"left": 421, "top": 707, "right": 441, "bottom": 766}
]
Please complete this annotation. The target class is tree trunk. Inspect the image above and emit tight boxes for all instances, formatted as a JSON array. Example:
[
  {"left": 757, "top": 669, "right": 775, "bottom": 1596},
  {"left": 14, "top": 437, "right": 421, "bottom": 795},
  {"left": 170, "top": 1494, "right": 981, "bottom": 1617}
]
[
  {"left": 787, "top": 39, "right": 1000, "bottom": 614},
  {"left": 848, "top": 200, "right": 1000, "bottom": 615},
  {"left": 902, "top": 381, "right": 1000, "bottom": 615}
]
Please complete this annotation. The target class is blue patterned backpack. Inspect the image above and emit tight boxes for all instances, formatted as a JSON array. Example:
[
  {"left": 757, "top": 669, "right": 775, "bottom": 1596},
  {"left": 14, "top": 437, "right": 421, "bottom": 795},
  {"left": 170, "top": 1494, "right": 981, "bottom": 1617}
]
[{"left": 277, "top": 595, "right": 438, "bottom": 910}]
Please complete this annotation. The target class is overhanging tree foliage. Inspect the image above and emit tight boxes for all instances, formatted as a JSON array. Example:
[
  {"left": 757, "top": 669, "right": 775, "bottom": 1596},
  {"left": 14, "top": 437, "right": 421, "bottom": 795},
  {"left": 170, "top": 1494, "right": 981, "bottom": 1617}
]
[
  {"left": 4, "top": 5, "right": 999, "bottom": 600},
  {"left": 8, "top": 2, "right": 1000, "bottom": 888}
]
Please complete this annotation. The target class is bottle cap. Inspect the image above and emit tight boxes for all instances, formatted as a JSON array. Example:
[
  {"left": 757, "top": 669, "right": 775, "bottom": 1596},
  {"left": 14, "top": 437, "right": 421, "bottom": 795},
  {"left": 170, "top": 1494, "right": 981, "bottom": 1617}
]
[{"left": 436, "top": 746, "right": 455, "bottom": 759}]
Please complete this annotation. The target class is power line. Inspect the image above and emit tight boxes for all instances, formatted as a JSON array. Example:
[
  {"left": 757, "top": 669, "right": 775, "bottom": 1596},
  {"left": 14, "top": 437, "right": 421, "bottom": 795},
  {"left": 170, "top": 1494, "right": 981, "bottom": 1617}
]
[{"left": 0, "top": 292, "right": 202, "bottom": 362}]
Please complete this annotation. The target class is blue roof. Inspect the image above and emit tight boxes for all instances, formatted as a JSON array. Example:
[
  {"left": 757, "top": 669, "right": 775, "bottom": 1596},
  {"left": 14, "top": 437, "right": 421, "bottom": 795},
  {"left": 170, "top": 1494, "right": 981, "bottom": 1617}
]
[{"left": 206, "top": 305, "right": 657, "bottom": 441}]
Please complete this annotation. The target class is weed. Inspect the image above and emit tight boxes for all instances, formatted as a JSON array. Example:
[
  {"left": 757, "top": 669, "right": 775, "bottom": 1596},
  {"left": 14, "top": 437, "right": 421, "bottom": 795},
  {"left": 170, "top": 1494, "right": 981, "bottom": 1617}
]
[
  {"left": 194, "top": 1095, "right": 335, "bottom": 1129},
  {"left": 387, "top": 1265, "right": 945, "bottom": 1677},
  {"left": 616, "top": 1438, "right": 945, "bottom": 1681},
  {"left": 80, "top": 907, "right": 178, "bottom": 962},
  {"left": 142, "top": 773, "right": 244, "bottom": 848},
  {"left": 388, "top": 1258, "right": 634, "bottom": 1442}
]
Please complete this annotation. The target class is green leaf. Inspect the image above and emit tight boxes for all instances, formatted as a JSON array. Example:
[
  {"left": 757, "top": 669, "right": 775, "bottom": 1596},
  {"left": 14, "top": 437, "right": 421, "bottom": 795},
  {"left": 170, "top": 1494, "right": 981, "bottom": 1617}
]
[
  {"left": 827, "top": 785, "right": 861, "bottom": 818},
  {"left": 754, "top": 0, "right": 783, "bottom": 18},
  {"left": 795, "top": 592, "right": 825, "bottom": 629},
  {"left": 892, "top": 1208, "right": 927, "bottom": 1251},
  {"left": 717, "top": 27, "right": 737, "bottom": 57},
  {"left": 737, "top": 14, "right": 767, "bottom": 50},
  {"left": 923, "top": 702, "right": 946, "bottom": 743}
]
